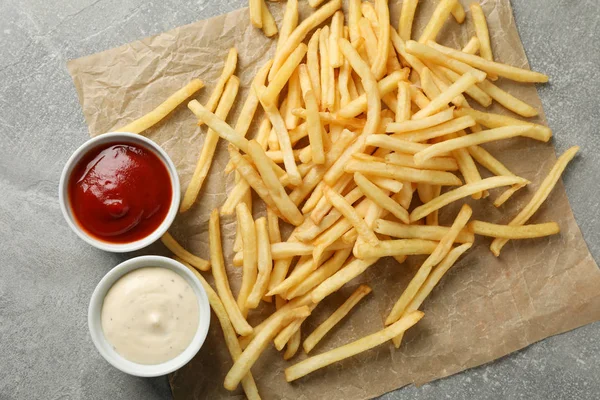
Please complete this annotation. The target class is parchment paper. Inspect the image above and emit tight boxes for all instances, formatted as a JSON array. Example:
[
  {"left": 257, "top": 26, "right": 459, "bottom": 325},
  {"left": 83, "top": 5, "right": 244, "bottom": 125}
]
[{"left": 67, "top": 1, "right": 600, "bottom": 399}]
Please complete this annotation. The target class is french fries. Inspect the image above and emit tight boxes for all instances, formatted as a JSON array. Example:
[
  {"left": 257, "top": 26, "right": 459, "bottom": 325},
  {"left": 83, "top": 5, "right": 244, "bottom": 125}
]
[{"left": 127, "top": 0, "right": 579, "bottom": 394}]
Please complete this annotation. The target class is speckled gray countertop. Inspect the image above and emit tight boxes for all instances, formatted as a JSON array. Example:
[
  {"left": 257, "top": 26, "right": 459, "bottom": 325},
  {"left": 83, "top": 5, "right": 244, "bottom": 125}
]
[{"left": 1, "top": 1, "right": 598, "bottom": 399}]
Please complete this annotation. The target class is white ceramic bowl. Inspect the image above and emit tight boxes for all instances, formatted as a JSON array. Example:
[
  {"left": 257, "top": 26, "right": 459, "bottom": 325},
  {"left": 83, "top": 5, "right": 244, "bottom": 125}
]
[
  {"left": 58, "top": 132, "right": 180, "bottom": 253},
  {"left": 88, "top": 256, "right": 210, "bottom": 377}
]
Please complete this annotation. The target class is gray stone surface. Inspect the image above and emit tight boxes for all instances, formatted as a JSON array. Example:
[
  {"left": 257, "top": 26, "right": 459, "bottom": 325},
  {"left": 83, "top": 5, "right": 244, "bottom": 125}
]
[{"left": 0, "top": 0, "right": 598, "bottom": 399}]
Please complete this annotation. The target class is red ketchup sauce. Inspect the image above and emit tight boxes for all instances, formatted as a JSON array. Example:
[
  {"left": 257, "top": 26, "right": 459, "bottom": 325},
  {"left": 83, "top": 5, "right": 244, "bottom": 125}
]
[{"left": 68, "top": 142, "right": 172, "bottom": 243}]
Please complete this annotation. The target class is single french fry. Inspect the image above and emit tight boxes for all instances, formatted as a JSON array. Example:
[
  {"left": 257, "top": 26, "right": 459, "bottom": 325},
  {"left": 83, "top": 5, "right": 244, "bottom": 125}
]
[
  {"left": 115, "top": 79, "right": 204, "bottom": 134},
  {"left": 303, "top": 284, "right": 372, "bottom": 353},
  {"left": 246, "top": 217, "right": 274, "bottom": 308},
  {"left": 385, "top": 152, "right": 458, "bottom": 171},
  {"left": 354, "top": 173, "right": 410, "bottom": 224},
  {"left": 285, "top": 310, "right": 424, "bottom": 382},
  {"left": 412, "top": 72, "right": 478, "bottom": 119},
  {"left": 470, "top": 220, "right": 560, "bottom": 239},
  {"left": 276, "top": 0, "right": 298, "bottom": 54},
  {"left": 181, "top": 76, "right": 239, "bottom": 212},
  {"left": 396, "top": 81, "right": 412, "bottom": 123},
  {"left": 345, "top": 159, "right": 462, "bottom": 186},
  {"left": 263, "top": 44, "right": 308, "bottom": 107},
  {"left": 414, "top": 125, "right": 533, "bottom": 165},
  {"left": 235, "top": 60, "right": 273, "bottom": 138},
  {"left": 198, "top": 48, "right": 238, "bottom": 127},
  {"left": 398, "top": 0, "right": 419, "bottom": 41},
  {"left": 311, "top": 257, "right": 380, "bottom": 303},
  {"left": 354, "top": 239, "right": 438, "bottom": 259},
  {"left": 161, "top": 232, "right": 210, "bottom": 271},
  {"left": 284, "top": 328, "right": 301, "bottom": 360},
  {"left": 270, "top": 0, "right": 342, "bottom": 81},
  {"left": 418, "top": 0, "right": 458, "bottom": 43},
  {"left": 359, "top": 17, "right": 379, "bottom": 66},
  {"left": 470, "top": 3, "right": 493, "bottom": 61},
  {"left": 374, "top": 219, "right": 474, "bottom": 243},
  {"left": 455, "top": 108, "right": 551, "bottom": 141},
  {"left": 451, "top": 2, "right": 465, "bottom": 23},
  {"left": 330, "top": 11, "right": 344, "bottom": 68},
  {"left": 370, "top": 0, "right": 390, "bottom": 79},
  {"left": 249, "top": 0, "right": 263, "bottom": 28},
  {"left": 208, "top": 210, "right": 253, "bottom": 336},
  {"left": 260, "top": 0, "right": 278, "bottom": 37},
  {"left": 386, "top": 204, "right": 472, "bottom": 326},
  {"left": 426, "top": 40, "right": 548, "bottom": 83},
  {"left": 369, "top": 175, "right": 405, "bottom": 192},
  {"left": 307, "top": 29, "right": 322, "bottom": 106},
  {"left": 303, "top": 89, "right": 325, "bottom": 164},
  {"left": 236, "top": 202, "right": 257, "bottom": 316},
  {"left": 224, "top": 306, "right": 311, "bottom": 390},
  {"left": 490, "top": 146, "right": 579, "bottom": 256},
  {"left": 285, "top": 68, "right": 302, "bottom": 130},
  {"left": 393, "top": 115, "right": 476, "bottom": 143},
  {"left": 348, "top": 0, "right": 362, "bottom": 44},
  {"left": 176, "top": 260, "right": 260, "bottom": 399},
  {"left": 387, "top": 107, "right": 453, "bottom": 133},
  {"left": 410, "top": 176, "right": 529, "bottom": 222},
  {"left": 462, "top": 36, "right": 480, "bottom": 55}
]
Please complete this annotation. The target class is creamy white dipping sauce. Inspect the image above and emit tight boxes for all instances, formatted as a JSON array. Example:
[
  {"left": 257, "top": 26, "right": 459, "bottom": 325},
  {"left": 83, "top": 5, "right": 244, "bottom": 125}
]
[{"left": 101, "top": 267, "right": 199, "bottom": 365}]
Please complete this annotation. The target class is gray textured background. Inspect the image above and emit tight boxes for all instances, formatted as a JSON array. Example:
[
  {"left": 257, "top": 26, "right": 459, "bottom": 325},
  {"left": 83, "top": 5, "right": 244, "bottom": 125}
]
[{"left": 1, "top": 0, "right": 599, "bottom": 399}]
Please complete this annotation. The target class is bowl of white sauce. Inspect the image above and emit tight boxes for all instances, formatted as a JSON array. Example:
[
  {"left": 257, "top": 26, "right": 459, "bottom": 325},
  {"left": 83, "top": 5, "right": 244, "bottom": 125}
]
[{"left": 88, "top": 255, "right": 210, "bottom": 377}]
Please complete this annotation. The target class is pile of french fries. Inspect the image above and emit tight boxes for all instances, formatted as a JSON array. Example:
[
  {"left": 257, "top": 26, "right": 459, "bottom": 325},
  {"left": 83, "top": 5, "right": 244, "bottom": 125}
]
[{"left": 115, "top": 0, "right": 579, "bottom": 397}]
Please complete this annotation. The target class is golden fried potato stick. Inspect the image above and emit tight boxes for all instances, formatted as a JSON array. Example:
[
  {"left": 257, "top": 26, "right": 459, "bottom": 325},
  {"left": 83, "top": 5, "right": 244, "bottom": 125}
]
[
  {"left": 344, "top": 159, "right": 463, "bottom": 186},
  {"left": 285, "top": 68, "right": 302, "bottom": 130},
  {"left": 276, "top": 0, "right": 298, "bottom": 54},
  {"left": 410, "top": 176, "right": 529, "bottom": 222},
  {"left": 354, "top": 239, "right": 438, "bottom": 259},
  {"left": 392, "top": 116, "right": 476, "bottom": 142},
  {"left": 490, "top": 146, "right": 579, "bottom": 256},
  {"left": 386, "top": 204, "right": 472, "bottom": 329},
  {"left": 451, "top": 2, "right": 465, "bottom": 23},
  {"left": 374, "top": 219, "right": 474, "bottom": 243},
  {"left": 426, "top": 40, "right": 548, "bottom": 83},
  {"left": 414, "top": 125, "right": 533, "bottom": 165},
  {"left": 247, "top": 140, "right": 304, "bottom": 225},
  {"left": 176, "top": 259, "right": 260, "bottom": 400},
  {"left": 396, "top": 81, "right": 412, "bottom": 123},
  {"left": 198, "top": 48, "right": 238, "bottom": 126},
  {"left": 249, "top": 0, "right": 263, "bottom": 28},
  {"left": 298, "top": 65, "right": 325, "bottom": 165},
  {"left": 354, "top": 173, "right": 410, "bottom": 224},
  {"left": 359, "top": 17, "right": 378, "bottom": 66},
  {"left": 262, "top": 44, "right": 307, "bottom": 106},
  {"left": 115, "top": 79, "right": 204, "bottom": 134},
  {"left": 462, "top": 36, "right": 480, "bottom": 54},
  {"left": 398, "top": 0, "right": 419, "bottom": 41},
  {"left": 385, "top": 153, "right": 459, "bottom": 171},
  {"left": 236, "top": 202, "right": 257, "bottom": 316},
  {"left": 246, "top": 217, "right": 274, "bottom": 308},
  {"left": 319, "top": 26, "right": 335, "bottom": 109},
  {"left": 329, "top": 10, "right": 344, "bottom": 68},
  {"left": 180, "top": 76, "right": 239, "bottom": 212},
  {"left": 161, "top": 232, "right": 210, "bottom": 271},
  {"left": 366, "top": 134, "right": 431, "bottom": 154},
  {"left": 418, "top": 0, "right": 458, "bottom": 43},
  {"left": 470, "top": 3, "right": 493, "bottom": 61},
  {"left": 285, "top": 310, "right": 424, "bottom": 382},
  {"left": 260, "top": 0, "right": 278, "bottom": 37},
  {"left": 455, "top": 108, "right": 551, "bottom": 141},
  {"left": 307, "top": 29, "right": 322, "bottom": 106},
  {"left": 303, "top": 284, "right": 372, "bottom": 353},
  {"left": 470, "top": 220, "right": 560, "bottom": 239},
  {"left": 284, "top": 329, "right": 301, "bottom": 360},
  {"left": 270, "top": 0, "right": 342, "bottom": 81},
  {"left": 371, "top": 0, "right": 390, "bottom": 80},
  {"left": 208, "top": 209, "right": 253, "bottom": 336},
  {"left": 224, "top": 306, "right": 311, "bottom": 390},
  {"left": 311, "top": 257, "right": 380, "bottom": 303}
]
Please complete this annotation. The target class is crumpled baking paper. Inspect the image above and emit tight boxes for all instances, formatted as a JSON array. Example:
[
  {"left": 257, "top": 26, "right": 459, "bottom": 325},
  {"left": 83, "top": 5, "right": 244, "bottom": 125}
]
[{"left": 67, "top": 1, "right": 600, "bottom": 399}]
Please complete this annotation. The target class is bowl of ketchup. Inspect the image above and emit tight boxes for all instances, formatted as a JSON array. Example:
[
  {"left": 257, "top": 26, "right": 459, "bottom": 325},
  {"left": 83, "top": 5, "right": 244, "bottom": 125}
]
[{"left": 59, "top": 132, "right": 180, "bottom": 252}]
